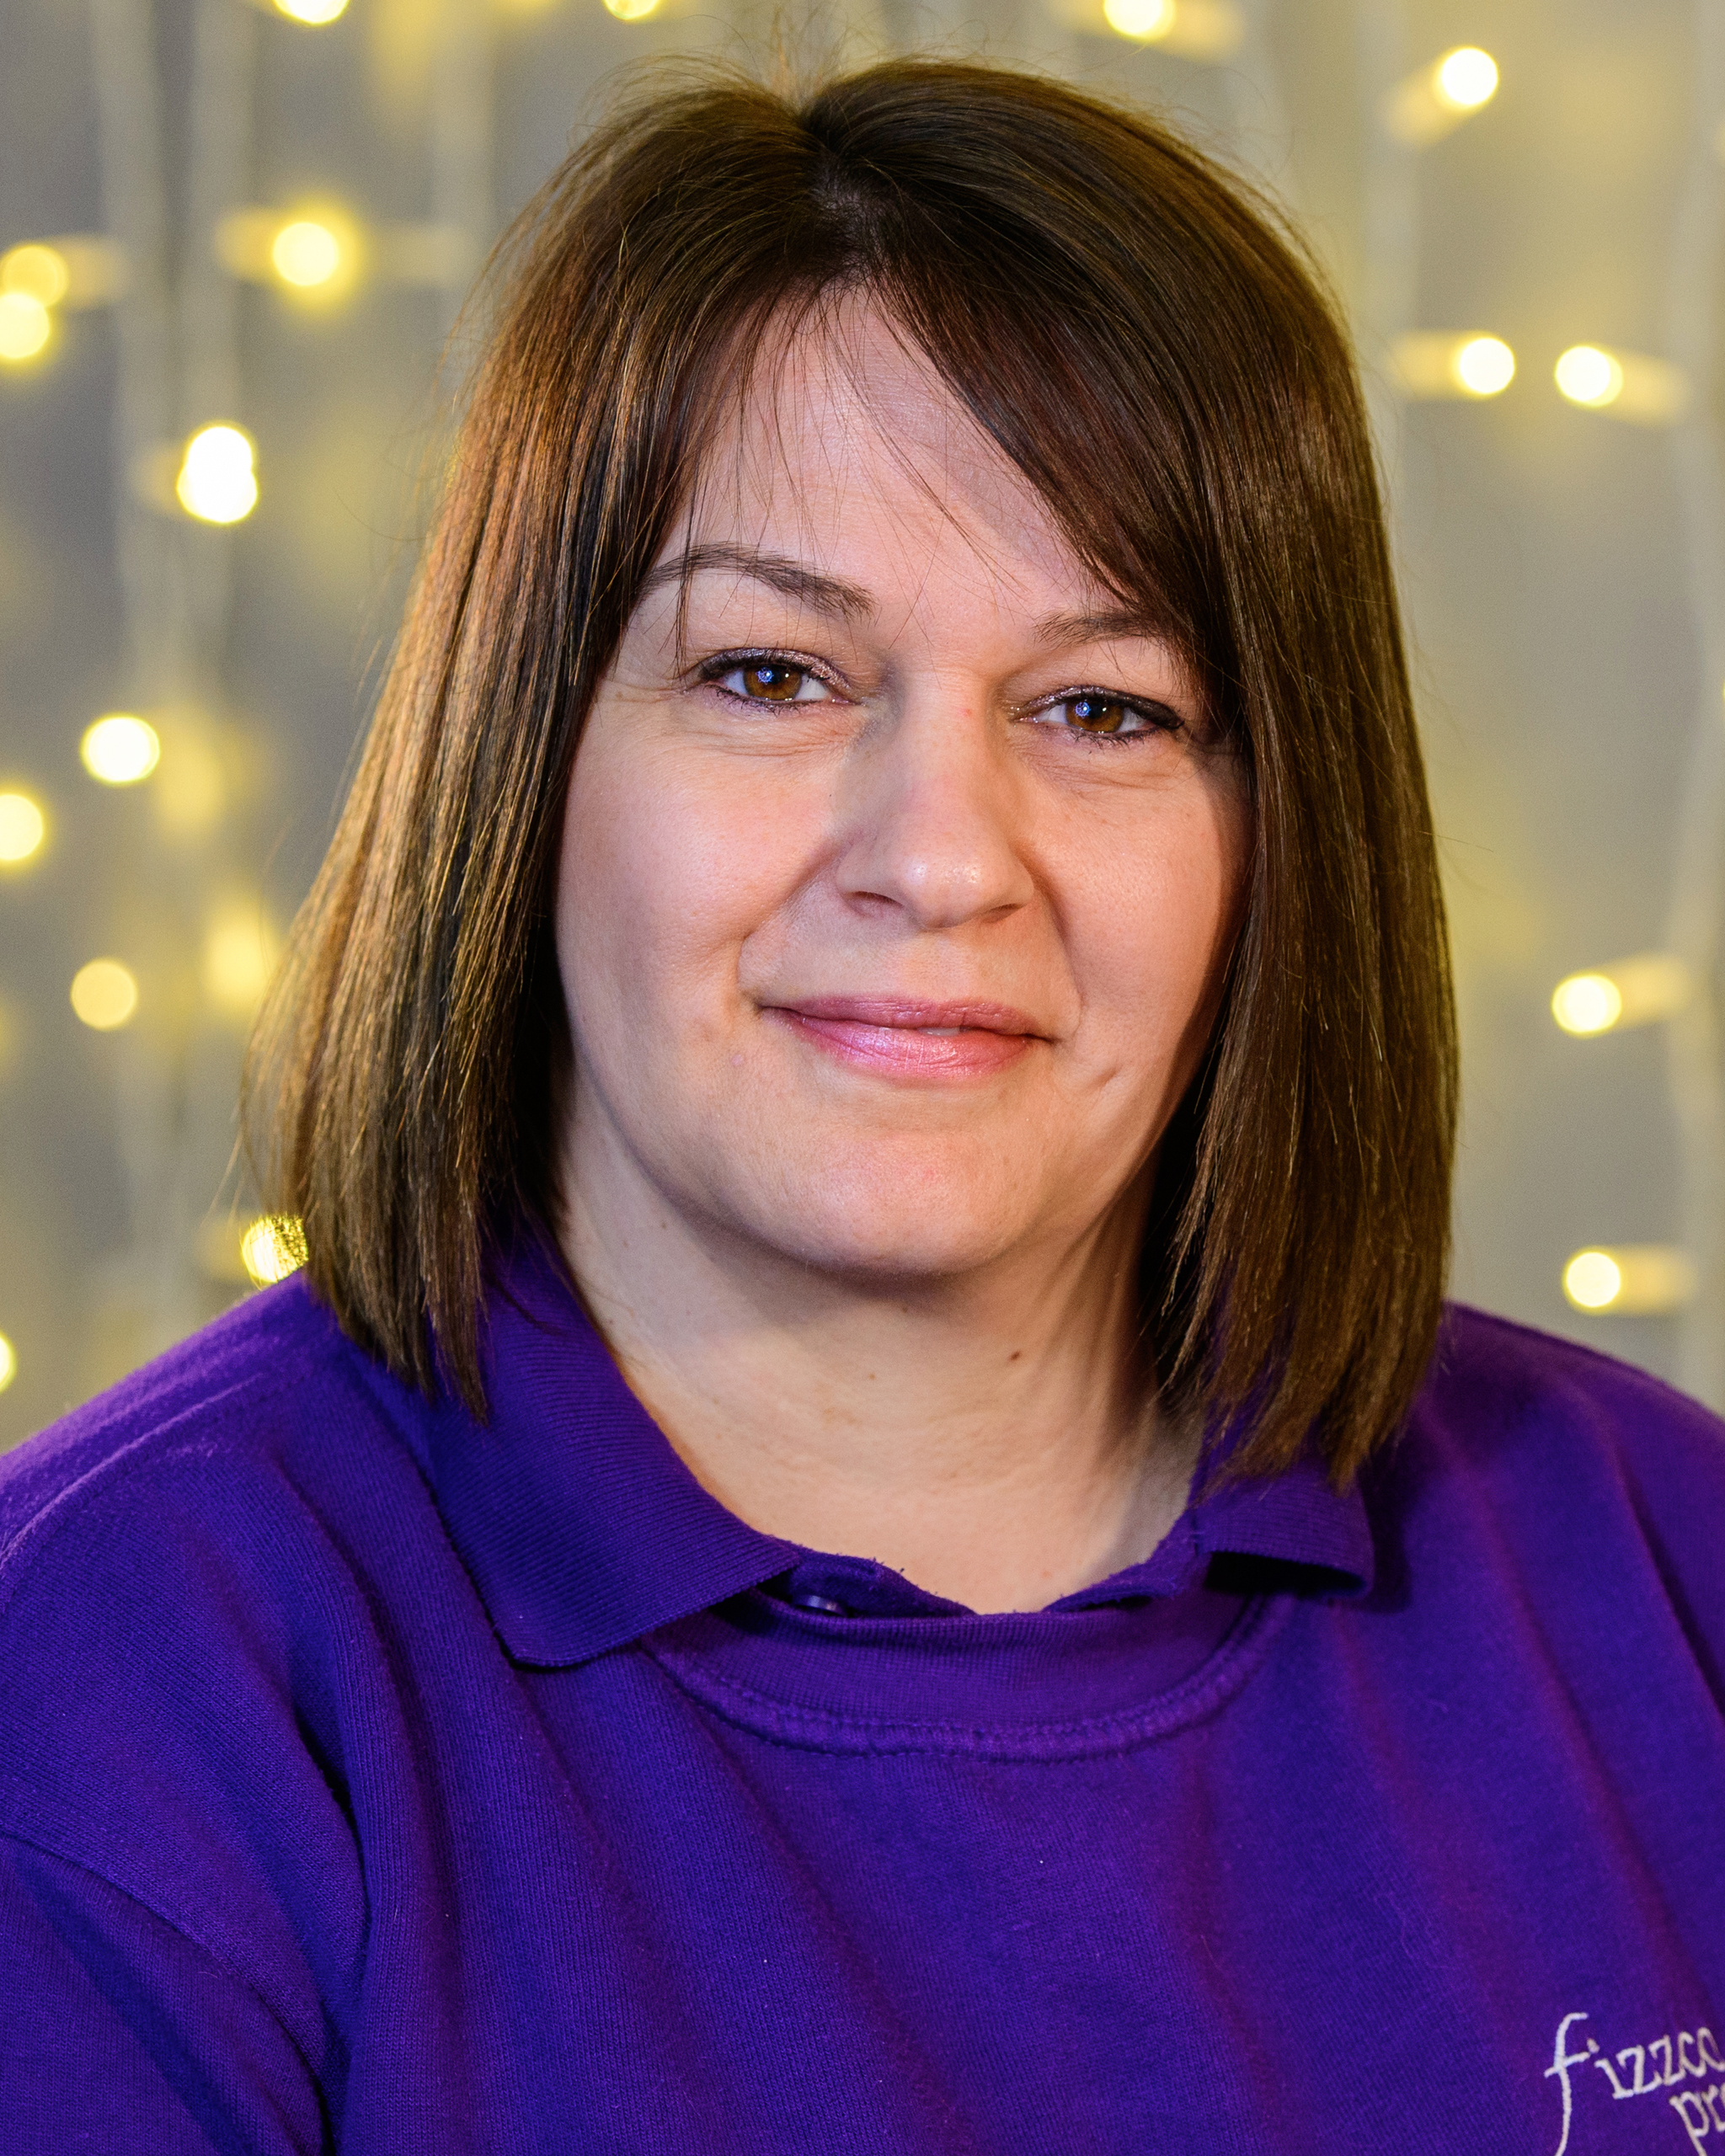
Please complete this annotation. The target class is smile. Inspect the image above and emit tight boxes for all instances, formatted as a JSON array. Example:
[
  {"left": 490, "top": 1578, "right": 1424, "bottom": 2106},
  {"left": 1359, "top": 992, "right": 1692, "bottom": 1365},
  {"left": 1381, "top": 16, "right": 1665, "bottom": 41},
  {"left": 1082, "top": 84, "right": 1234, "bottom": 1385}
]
[{"left": 763, "top": 996, "right": 1043, "bottom": 1082}]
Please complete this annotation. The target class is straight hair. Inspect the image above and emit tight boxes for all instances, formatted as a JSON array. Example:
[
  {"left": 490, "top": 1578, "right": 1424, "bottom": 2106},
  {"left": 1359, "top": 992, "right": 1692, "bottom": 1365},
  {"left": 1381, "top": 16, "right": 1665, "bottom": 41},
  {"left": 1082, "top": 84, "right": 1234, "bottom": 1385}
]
[{"left": 245, "top": 58, "right": 1457, "bottom": 1486}]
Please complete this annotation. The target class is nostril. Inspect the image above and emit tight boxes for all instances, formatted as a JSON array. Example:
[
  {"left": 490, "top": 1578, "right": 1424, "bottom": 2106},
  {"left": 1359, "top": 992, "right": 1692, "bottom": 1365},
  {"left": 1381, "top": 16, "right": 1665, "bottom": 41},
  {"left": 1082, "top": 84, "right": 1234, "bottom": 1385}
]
[{"left": 844, "top": 887, "right": 901, "bottom": 919}]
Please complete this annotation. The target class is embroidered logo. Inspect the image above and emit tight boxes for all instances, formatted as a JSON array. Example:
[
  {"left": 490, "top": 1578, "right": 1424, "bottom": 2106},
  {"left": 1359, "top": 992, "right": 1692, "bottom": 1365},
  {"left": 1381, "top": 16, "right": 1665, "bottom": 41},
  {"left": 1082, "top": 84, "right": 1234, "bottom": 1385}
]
[{"left": 1546, "top": 2011, "right": 1725, "bottom": 2153}]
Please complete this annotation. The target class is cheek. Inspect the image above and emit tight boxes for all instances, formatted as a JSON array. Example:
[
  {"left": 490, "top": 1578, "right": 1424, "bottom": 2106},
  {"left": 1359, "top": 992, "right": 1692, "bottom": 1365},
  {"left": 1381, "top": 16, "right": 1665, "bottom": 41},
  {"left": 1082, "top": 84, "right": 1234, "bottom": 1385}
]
[
  {"left": 555, "top": 730, "right": 815, "bottom": 1054},
  {"left": 1074, "top": 783, "right": 1246, "bottom": 1070}
]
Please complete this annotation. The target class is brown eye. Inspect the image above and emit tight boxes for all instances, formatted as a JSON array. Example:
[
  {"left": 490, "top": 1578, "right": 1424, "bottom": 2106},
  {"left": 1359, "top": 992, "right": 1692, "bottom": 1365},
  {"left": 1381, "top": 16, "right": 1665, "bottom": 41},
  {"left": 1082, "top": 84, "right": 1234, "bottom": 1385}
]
[
  {"left": 1065, "top": 694, "right": 1133, "bottom": 734},
  {"left": 708, "top": 658, "right": 838, "bottom": 709},
  {"left": 740, "top": 664, "right": 808, "bottom": 702}
]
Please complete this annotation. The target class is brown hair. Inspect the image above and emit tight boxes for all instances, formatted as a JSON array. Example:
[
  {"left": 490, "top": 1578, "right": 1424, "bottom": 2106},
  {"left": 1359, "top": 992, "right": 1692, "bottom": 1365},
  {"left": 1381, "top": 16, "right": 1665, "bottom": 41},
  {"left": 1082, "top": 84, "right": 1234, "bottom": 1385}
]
[{"left": 246, "top": 58, "right": 1456, "bottom": 1485}]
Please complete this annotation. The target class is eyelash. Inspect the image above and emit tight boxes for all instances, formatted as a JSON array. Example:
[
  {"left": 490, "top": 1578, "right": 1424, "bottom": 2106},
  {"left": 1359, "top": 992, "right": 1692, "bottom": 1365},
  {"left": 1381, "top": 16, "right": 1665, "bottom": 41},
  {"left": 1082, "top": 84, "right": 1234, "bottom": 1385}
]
[
  {"left": 1025, "top": 689, "right": 1183, "bottom": 746},
  {"left": 696, "top": 649, "right": 846, "bottom": 703},
  {"left": 694, "top": 649, "right": 1182, "bottom": 744}
]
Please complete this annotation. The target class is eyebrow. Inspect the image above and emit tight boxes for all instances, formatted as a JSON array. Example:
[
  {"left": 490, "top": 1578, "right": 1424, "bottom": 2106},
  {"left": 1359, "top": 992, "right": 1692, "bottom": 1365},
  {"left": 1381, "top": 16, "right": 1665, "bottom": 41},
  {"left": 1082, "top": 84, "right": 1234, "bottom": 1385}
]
[
  {"left": 638, "top": 544, "right": 876, "bottom": 623},
  {"left": 1033, "top": 604, "right": 1173, "bottom": 649},
  {"left": 638, "top": 546, "right": 1172, "bottom": 655}
]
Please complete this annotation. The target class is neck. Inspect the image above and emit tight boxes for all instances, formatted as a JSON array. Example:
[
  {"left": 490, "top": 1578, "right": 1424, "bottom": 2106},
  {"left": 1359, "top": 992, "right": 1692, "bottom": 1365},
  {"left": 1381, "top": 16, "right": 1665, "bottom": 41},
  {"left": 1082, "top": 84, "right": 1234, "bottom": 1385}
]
[{"left": 559, "top": 1157, "right": 1198, "bottom": 1616}]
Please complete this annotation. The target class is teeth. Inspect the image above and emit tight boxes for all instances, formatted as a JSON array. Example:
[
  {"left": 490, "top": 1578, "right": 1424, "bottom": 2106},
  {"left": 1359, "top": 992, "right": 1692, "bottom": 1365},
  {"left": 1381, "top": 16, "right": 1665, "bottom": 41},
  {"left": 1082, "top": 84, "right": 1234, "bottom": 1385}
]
[{"left": 919, "top": 1027, "right": 963, "bottom": 1035}]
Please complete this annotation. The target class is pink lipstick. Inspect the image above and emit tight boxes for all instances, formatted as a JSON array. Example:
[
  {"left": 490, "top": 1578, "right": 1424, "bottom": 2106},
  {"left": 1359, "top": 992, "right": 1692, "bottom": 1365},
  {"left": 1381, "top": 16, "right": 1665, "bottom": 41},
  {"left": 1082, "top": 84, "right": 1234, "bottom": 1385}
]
[{"left": 764, "top": 996, "right": 1042, "bottom": 1081}]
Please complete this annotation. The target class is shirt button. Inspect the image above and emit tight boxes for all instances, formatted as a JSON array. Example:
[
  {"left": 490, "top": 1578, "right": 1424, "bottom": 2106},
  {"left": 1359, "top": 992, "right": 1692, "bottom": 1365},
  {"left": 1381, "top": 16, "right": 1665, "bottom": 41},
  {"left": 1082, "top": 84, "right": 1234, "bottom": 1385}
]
[{"left": 788, "top": 1591, "right": 846, "bottom": 1614}]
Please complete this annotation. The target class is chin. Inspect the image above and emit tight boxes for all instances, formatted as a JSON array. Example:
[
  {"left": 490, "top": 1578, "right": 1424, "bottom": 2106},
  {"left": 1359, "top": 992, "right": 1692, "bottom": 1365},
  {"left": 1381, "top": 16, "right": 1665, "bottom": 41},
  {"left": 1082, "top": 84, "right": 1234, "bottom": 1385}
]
[{"left": 725, "top": 1134, "right": 1050, "bottom": 1283}]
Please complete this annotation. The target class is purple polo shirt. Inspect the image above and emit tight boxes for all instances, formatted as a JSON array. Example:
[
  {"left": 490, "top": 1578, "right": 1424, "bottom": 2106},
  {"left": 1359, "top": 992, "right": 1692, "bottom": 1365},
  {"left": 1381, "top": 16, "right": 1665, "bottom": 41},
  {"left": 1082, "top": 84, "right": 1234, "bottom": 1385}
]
[{"left": 2, "top": 1232, "right": 1722, "bottom": 2154}]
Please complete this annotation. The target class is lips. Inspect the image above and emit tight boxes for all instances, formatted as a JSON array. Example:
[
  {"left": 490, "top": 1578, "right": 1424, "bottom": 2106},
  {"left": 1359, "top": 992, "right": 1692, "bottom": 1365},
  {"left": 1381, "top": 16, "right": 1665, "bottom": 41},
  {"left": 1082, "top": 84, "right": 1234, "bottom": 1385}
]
[{"left": 763, "top": 995, "right": 1044, "bottom": 1081}]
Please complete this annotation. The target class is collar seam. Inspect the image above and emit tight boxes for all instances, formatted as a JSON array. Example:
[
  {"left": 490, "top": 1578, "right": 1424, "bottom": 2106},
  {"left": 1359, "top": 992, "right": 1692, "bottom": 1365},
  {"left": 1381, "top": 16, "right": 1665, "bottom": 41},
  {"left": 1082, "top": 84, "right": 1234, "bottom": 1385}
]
[{"left": 640, "top": 1593, "right": 1288, "bottom": 1758}]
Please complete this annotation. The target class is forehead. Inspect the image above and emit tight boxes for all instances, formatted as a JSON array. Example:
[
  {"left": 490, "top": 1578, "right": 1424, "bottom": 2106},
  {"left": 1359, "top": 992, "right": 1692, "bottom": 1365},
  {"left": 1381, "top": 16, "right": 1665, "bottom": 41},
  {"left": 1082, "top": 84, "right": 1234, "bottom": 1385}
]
[{"left": 673, "top": 300, "right": 1109, "bottom": 611}]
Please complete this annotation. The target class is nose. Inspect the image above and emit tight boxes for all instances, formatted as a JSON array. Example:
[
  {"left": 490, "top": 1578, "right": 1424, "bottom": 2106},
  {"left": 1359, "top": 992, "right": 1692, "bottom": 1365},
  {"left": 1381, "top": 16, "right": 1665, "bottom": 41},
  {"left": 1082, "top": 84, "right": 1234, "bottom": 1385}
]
[{"left": 831, "top": 685, "right": 1033, "bottom": 931}]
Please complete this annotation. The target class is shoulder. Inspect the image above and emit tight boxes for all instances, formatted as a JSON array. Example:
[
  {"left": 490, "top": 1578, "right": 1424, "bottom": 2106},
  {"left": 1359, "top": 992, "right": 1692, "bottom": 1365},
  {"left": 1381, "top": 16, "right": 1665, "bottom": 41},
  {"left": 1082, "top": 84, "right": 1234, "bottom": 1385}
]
[
  {"left": 1374, "top": 1301, "right": 1725, "bottom": 1645},
  {"left": 0, "top": 1282, "right": 435, "bottom": 2005},
  {"left": 1413, "top": 1300, "right": 1725, "bottom": 1488},
  {"left": 0, "top": 1273, "right": 399, "bottom": 1556},
  {"left": 0, "top": 1280, "right": 447, "bottom": 1666},
  {"left": 0, "top": 1273, "right": 438, "bottom": 1685}
]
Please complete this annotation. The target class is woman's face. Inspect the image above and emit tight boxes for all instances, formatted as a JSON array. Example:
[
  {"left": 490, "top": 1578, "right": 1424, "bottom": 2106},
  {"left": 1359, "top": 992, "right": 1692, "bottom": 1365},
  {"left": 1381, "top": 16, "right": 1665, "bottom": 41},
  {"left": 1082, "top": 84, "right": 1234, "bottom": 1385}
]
[{"left": 557, "top": 308, "right": 1248, "bottom": 1290}]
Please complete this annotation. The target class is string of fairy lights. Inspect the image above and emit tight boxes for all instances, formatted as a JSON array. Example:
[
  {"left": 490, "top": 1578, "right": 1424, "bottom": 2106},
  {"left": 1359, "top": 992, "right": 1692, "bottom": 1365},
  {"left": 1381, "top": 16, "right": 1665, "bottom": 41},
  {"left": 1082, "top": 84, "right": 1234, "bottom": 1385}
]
[
  {"left": 0, "top": 0, "right": 396, "bottom": 1412},
  {"left": 0, "top": 0, "right": 1718, "bottom": 1412},
  {"left": 1538, "top": 3, "right": 1725, "bottom": 1358}
]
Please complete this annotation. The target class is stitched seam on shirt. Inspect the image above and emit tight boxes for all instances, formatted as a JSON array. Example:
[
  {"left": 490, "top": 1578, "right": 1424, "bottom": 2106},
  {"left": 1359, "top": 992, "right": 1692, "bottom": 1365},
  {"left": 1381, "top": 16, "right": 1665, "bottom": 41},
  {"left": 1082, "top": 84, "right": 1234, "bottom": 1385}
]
[
  {"left": 0, "top": 1817, "right": 326, "bottom": 2090},
  {"left": 0, "top": 1360, "right": 341, "bottom": 1630},
  {"left": 644, "top": 1592, "right": 1289, "bottom": 1757}
]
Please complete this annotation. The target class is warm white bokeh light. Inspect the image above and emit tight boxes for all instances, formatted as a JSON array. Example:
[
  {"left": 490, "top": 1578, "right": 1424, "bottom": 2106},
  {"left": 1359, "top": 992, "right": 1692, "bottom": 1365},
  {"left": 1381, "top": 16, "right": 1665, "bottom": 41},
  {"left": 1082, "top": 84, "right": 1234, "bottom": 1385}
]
[
  {"left": 0, "top": 292, "right": 52, "bottom": 363},
  {"left": 81, "top": 713, "right": 161, "bottom": 786},
  {"left": 270, "top": 219, "right": 341, "bottom": 288},
  {"left": 275, "top": 0, "right": 347, "bottom": 20},
  {"left": 1556, "top": 345, "right": 1625, "bottom": 408},
  {"left": 151, "top": 726, "right": 227, "bottom": 837},
  {"left": 1551, "top": 346, "right": 1687, "bottom": 425},
  {"left": 1391, "top": 330, "right": 1516, "bottom": 401},
  {"left": 1562, "top": 1246, "right": 1697, "bottom": 1315},
  {"left": 1, "top": 243, "right": 70, "bottom": 307},
  {"left": 1103, "top": 0, "right": 1175, "bottom": 36},
  {"left": 71, "top": 958, "right": 140, "bottom": 1032},
  {"left": 1551, "top": 974, "right": 1623, "bottom": 1037},
  {"left": 215, "top": 205, "right": 360, "bottom": 296},
  {"left": 242, "top": 1215, "right": 307, "bottom": 1285},
  {"left": 1550, "top": 953, "right": 1691, "bottom": 1035},
  {"left": 0, "top": 1332, "right": 14, "bottom": 1396},
  {"left": 1435, "top": 47, "right": 1499, "bottom": 110},
  {"left": 203, "top": 895, "right": 280, "bottom": 1020},
  {"left": 1384, "top": 46, "right": 1500, "bottom": 144},
  {"left": 1563, "top": 1251, "right": 1623, "bottom": 1310},
  {"left": 0, "top": 792, "right": 46, "bottom": 864},
  {"left": 1453, "top": 335, "right": 1515, "bottom": 397},
  {"left": 176, "top": 424, "right": 258, "bottom": 524}
]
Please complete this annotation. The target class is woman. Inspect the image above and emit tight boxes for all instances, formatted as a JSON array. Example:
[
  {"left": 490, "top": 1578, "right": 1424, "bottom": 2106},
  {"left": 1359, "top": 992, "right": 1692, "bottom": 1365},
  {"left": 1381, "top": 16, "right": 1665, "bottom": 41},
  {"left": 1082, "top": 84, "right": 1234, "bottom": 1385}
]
[{"left": 3, "top": 59, "right": 1721, "bottom": 2155}]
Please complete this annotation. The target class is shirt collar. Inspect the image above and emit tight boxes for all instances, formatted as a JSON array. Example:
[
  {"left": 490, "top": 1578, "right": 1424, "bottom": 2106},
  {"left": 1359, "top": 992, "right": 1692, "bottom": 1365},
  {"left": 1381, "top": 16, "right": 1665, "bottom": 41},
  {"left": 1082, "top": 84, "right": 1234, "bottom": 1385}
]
[{"left": 425, "top": 1230, "right": 1374, "bottom": 1668}]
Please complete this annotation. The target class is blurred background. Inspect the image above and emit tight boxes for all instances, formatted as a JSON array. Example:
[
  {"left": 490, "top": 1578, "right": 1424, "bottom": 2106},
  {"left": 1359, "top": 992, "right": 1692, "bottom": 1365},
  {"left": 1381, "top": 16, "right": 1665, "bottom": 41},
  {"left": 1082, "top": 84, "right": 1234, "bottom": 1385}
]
[{"left": 1, "top": 0, "right": 1720, "bottom": 1449}]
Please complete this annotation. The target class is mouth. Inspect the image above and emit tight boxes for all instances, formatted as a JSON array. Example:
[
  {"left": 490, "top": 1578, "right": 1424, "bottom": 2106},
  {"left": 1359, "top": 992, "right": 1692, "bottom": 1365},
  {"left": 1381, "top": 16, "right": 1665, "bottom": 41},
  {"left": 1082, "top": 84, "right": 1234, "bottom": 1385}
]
[{"left": 761, "top": 995, "right": 1044, "bottom": 1082}]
